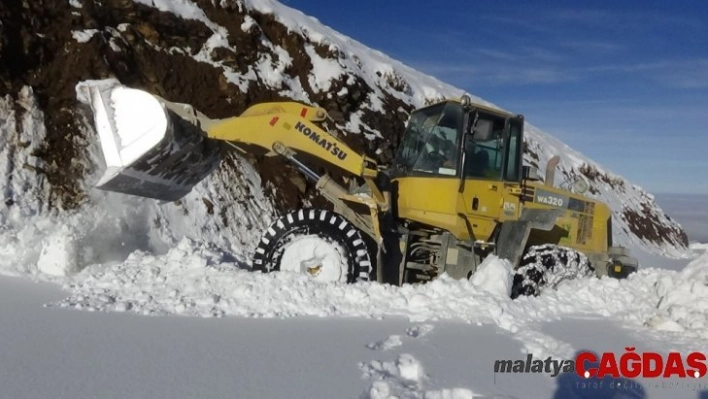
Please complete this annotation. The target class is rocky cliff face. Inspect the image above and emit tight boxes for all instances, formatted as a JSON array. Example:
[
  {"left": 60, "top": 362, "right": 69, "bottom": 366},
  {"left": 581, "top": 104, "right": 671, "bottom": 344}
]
[{"left": 0, "top": 0, "right": 688, "bottom": 264}]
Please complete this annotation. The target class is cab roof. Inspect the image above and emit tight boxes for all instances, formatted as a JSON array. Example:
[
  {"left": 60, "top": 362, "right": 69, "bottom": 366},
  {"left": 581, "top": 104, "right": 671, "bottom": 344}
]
[{"left": 422, "top": 98, "right": 519, "bottom": 119}]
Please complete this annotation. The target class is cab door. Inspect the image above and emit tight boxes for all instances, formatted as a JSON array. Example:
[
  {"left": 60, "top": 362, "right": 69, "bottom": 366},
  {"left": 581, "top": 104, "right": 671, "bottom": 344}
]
[
  {"left": 458, "top": 113, "right": 523, "bottom": 241},
  {"left": 392, "top": 101, "right": 466, "bottom": 233}
]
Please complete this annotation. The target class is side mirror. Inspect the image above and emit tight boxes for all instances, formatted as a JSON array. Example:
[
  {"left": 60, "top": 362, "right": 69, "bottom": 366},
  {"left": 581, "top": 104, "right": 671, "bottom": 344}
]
[
  {"left": 523, "top": 165, "right": 541, "bottom": 181},
  {"left": 572, "top": 178, "right": 589, "bottom": 194},
  {"left": 472, "top": 119, "right": 493, "bottom": 141}
]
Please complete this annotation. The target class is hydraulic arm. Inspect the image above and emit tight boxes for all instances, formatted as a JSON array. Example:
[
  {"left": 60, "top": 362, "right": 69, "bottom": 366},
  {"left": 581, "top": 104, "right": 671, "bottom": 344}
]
[{"left": 81, "top": 84, "right": 388, "bottom": 243}]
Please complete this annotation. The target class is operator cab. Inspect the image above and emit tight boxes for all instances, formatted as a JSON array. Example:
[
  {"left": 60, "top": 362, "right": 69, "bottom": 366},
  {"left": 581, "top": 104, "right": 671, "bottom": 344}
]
[{"left": 392, "top": 98, "right": 524, "bottom": 183}]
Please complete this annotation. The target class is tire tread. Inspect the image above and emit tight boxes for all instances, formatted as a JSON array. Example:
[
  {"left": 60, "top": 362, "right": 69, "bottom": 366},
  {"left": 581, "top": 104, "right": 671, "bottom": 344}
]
[{"left": 252, "top": 208, "right": 372, "bottom": 282}]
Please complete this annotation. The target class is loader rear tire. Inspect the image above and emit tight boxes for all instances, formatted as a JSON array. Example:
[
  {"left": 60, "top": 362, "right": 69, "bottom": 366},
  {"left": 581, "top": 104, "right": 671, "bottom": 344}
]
[
  {"left": 252, "top": 209, "right": 372, "bottom": 283},
  {"left": 510, "top": 244, "right": 594, "bottom": 299}
]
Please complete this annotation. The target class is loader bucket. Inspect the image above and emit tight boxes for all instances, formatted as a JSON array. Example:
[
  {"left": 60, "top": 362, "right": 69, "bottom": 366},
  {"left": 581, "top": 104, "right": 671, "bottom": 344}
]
[{"left": 84, "top": 85, "right": 221, "bottom": 202}]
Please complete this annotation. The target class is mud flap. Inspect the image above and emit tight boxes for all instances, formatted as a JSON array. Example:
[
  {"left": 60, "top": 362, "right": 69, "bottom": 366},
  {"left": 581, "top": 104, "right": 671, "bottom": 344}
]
[
  {"left": 496, "top": 208, "right": 565, "bottom": 266},
  {"left": 82, "top": 84, "right": 221, "bottom": 202}
]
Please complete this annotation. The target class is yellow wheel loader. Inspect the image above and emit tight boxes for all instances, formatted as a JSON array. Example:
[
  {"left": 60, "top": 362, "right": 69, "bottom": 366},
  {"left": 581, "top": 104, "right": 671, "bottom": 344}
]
[{"left": 80, "top": 83, "right": 638, "bottom": 297}]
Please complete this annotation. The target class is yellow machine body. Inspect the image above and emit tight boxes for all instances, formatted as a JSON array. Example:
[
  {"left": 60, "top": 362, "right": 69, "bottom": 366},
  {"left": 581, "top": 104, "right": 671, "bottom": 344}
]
[{"left": 395, "top": 177, "right": 613, "bottom": 257}]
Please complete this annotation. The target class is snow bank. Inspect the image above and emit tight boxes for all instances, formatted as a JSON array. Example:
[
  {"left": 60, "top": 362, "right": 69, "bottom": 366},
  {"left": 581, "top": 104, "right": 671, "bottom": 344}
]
[
  {"left": 649, "top": 251, "right": 708, "bottom": 335},
  {"left": 52, "top": 238, "right": 708, "bottom": 357},
  {"left": 691, "top": 242, "right": 708, "bottom": 254}
]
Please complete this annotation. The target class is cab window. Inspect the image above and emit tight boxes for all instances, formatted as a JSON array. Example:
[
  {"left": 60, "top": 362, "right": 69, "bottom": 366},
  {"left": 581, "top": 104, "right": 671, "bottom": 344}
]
[
  {"left": 503, "top": 120, "right": 522, "bottom": 182},
  {"left": 463, "top": 114, "right": 505, "bottom": 179}
]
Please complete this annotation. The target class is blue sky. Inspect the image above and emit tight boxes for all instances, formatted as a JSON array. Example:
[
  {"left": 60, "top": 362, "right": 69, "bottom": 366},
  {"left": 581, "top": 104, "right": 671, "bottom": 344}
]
[{"left": 283, "top": 0, "right": 708, "bottom": 195}]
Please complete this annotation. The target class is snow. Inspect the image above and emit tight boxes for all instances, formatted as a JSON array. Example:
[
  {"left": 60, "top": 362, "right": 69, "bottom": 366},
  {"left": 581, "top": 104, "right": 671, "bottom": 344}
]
[
  {"left": 242, "top": 0, "right": 467, "bottom": 107},
  {"left": 360, "top": 354, "right": 431, "bottom": 397},
  {"left": 304, "top": 44, "right": 344, "bottom": 92},
  {"left": 71, "top": 29, "right": 98, "bottom": 42},
  {"left": 253, "top": 47, "right": 294, "bottom": 89},
  {"left": 367, "top": 334, "right": 403, "bottom": 351},
  {"left": 343, "top": 110, "right": 364, "bottom": 134},
  {"left": 81, "top": 84, "right": 169, "bottom": 174},
  {"left": 650, "top": 251, "right": 708, "bottom": 334},
  {"left": 108, "top": 37, "right": 123, "bottom": 52},
  {"left": 692, "top": 243, "right": 708, "bottom": 253},
  {"left": 406, "top": 324, "right": 435, "bottom": 338},
  {"left": 7, "top": 274, "right": 702, "bottom": 398},
  {"left": 0, "top": 276, "right": 436, "bottom": 399},
  {"left": 37, "top": 227, "right": 79, "bottom": 276},
  {"left": 131, "top": 0, "right": 218, "bottom": 32},
  {"left": 469, "top": 255, "right": 513, "bottom": 297},
  {"left": 240, "top": 15, "right": 256, "bottom": 32},
  {"left": 37, "top": 238, "right": 705, "bottom": 362},
  {"left": 279, "top": 235, "right": 348, "bottom": 282},
  {"left": 123, "top": 0, "right": 468, "bottom": 107}
]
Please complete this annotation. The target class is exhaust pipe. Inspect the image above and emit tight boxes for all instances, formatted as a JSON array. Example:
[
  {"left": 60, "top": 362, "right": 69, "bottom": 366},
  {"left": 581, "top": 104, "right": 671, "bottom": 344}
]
[{"left": 545, "top": 155, "right": 560, "bottom": 188}]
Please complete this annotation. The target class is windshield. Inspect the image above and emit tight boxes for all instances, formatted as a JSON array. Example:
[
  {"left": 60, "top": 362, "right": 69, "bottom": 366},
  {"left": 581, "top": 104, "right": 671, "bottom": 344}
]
[{"left": 394, "top": 102, "right": 463, "bottom": 176}]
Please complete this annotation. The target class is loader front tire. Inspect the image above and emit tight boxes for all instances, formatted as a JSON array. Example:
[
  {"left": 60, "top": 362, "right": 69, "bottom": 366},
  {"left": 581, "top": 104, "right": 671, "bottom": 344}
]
[
  {"left": 510, "top": 244, "right": 594, "bottom": 299},
  {"left": 252, "top": 209, "right": 372, "bottom": 283}
]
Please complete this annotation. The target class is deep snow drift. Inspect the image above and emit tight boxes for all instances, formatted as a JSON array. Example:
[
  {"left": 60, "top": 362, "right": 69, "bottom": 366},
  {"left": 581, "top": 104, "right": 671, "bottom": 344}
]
[{"left": 54, "top": 240, "right": 708, "bottom": 356}]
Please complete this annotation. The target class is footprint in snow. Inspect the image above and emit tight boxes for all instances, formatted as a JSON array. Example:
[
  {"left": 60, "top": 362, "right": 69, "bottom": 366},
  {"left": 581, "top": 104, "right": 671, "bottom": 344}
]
[
  {"left": 366, "top": 324, "right": 434, "bottom": 351},
  {"left": 406, "top": 324, "right": 434, "bottom": 338},
  {"left": 366, "top": 335, "right": 403, "bottom": 351},
  {"left": 361, "top": 354, "right": 479, "bottom": 398}
]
